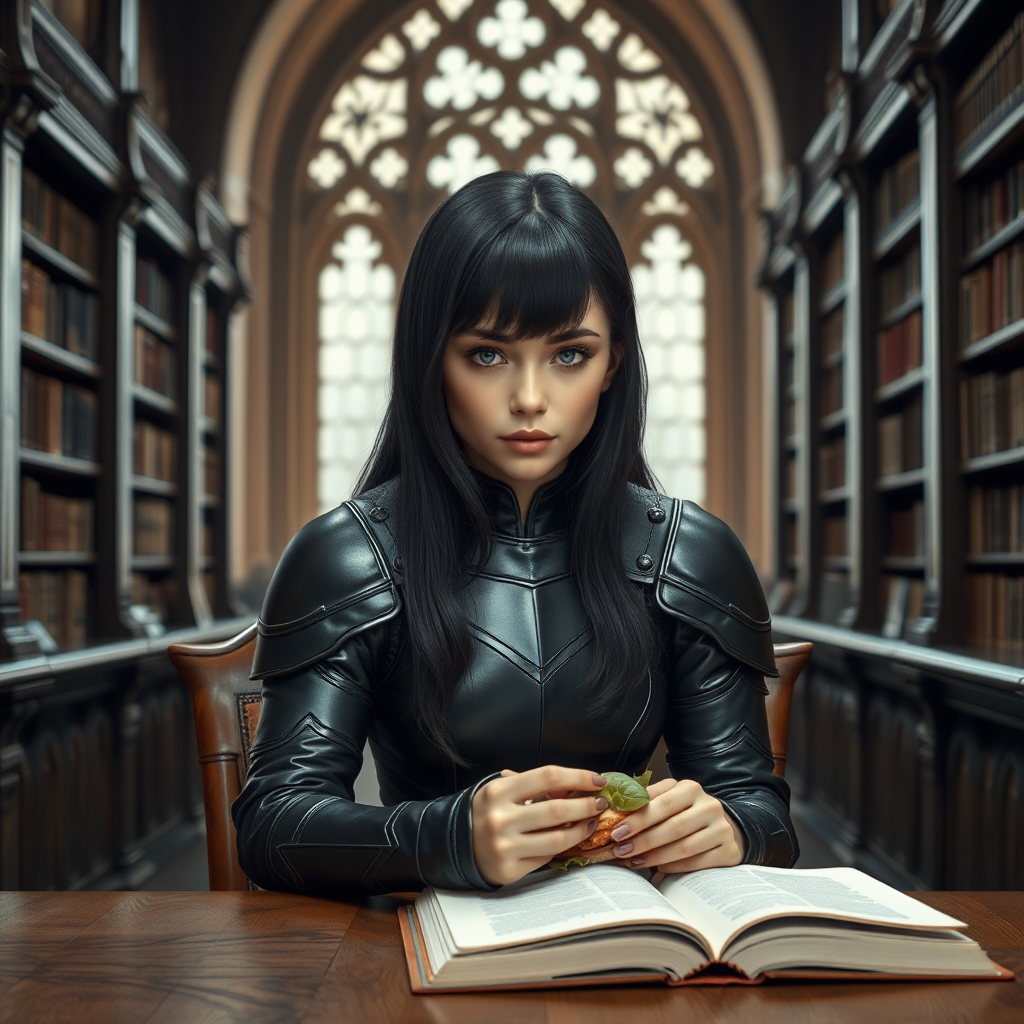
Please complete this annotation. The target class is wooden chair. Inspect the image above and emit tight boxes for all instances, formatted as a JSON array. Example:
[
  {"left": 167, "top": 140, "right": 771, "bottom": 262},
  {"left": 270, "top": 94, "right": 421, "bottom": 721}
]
[
  {"left": 169, "top": 623, "right": 260, "bottom": 891},
  {"left": 170, "top": 628, "right": 812, "bottom": 891}
]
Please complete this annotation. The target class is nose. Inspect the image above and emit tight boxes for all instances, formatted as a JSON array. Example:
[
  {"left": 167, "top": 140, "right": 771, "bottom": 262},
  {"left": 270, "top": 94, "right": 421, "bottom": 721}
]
[{"left": 509, "top": 361, "right": 547, "bottom": 417}]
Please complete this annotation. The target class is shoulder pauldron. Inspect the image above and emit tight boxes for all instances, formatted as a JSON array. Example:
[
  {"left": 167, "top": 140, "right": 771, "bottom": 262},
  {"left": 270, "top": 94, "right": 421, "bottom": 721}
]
[
  {"left": 622, "top": 485, "right": 777, "bottom": 677},
  {"left": 251, "top": 480, "right": 400, "bottom": 680}
]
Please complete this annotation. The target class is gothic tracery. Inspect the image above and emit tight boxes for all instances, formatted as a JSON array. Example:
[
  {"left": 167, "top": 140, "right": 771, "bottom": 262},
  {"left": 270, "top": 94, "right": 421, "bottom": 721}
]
[{"left": 309, "top": 0, "right": 717, "bottom": 508}]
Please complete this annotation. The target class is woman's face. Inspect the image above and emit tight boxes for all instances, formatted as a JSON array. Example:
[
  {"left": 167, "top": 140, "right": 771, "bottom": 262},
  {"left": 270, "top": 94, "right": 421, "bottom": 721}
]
[{"left": 443, "top": 296, "right": 620, "bottom": 513}]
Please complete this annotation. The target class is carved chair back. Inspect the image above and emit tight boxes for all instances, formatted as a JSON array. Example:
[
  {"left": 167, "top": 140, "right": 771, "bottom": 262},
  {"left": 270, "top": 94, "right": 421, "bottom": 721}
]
[{"left": 170, "top": 627, "right": 812, "bottom": 891}]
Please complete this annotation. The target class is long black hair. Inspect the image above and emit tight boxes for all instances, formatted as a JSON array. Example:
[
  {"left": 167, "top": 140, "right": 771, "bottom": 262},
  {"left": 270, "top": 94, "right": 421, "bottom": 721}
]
[{"left": 359, "top": 171, "right": 658, "bottom": 761}]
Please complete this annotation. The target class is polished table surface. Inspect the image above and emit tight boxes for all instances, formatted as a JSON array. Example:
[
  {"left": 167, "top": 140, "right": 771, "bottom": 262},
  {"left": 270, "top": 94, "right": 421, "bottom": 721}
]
[{"left": 1, "top": 890, "right": 1022, "bottom": 1023}]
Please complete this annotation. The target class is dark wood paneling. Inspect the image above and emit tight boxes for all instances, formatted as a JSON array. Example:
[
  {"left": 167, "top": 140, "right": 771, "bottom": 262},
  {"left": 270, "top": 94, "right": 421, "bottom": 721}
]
[
  {"left": 784, "top": 633, "right": 1024, "bottom": 891},
  {"left": 1, "top": 656, "right": 203, "bottom": 891}
]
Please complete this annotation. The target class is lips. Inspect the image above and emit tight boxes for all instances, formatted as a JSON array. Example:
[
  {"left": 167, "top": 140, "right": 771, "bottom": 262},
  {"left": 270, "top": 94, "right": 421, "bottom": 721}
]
[{"left": 500, "top": 430, "right": 554, "bottom": 454}]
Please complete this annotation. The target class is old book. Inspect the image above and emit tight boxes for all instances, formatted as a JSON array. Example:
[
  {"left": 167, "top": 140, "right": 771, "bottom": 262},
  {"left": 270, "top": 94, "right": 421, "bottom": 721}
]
[
  {"left": 62, "top": 285, "right": 98, "bottom": 359},
  {"left": 203, "top": 371, "right": 222, "bottom": 425},
  {"left": 960, "top": 267, "right": 991, "bottom": 346},
  {"left": 55, "top": 195, "right": 98, "bottom": 274},
  {"left": 133, "top": 497, "right": 174, "bottom": 556},
  {"left": 63, "top": 570, "right": 88, "bottom": 650},
  {"left": 954, "top": 13, "right": 1024, "bottom": 153},
  {"left": 20, "top": 476, "right": 41, "bottom": 551},
  {"left": 401, "top": 864, "right": 1008, "bottom": 991},
  {"left": 61, "top": 384, "right": 97, "bottom": 461},
  {"left": 879, "top": 411, "right": 903, "bottom": 477},
  {"left": 823, "top": 515, "right": 846, "bottom": 557}
]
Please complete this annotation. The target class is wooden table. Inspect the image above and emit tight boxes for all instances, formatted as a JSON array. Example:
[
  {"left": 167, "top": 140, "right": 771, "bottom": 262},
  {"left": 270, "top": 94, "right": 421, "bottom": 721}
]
[{"left": 1, "top": 890, "right": 1021, "bottom": 1023}]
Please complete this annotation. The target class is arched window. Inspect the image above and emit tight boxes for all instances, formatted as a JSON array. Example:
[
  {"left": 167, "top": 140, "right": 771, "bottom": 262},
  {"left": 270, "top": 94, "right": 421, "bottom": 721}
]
[{"left": 304, "top": 0, "right": 721, "bottom": 509}]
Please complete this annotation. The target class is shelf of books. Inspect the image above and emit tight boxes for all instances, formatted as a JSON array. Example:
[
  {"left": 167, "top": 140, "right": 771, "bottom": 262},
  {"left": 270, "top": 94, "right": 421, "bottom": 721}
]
[
  {"left": 18, "top": 167, "right": 101, "bottom": 651},
  {"left": 954, "top": 11, "right": 1024, "bottom": 654},
  {"left": 0, "top": 65, "right": 244, "bottom": 660},
  {"left": 780, "top": 284, "right": 800, "bottom": 590},
  {"left": 872, "top": 146, "right": 926, "bottom": 637},
  {"left": 200, "top": 299, "right": 226, "bottom": 617},
  {"left": 815, "top": 216, "right": 853, "bottom": 623},
  {"left": 131, "top": 244, "right": 181, "bottom": 628}
]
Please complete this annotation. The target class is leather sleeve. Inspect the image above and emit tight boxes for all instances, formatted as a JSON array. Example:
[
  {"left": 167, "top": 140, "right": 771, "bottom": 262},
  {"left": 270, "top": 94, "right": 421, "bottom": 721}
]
[
  {"left": 231, "top": 625, "right": 497, "bottom": 897},
  {"left": 661, "top": 620, "right": 798, "bottom": 868}
]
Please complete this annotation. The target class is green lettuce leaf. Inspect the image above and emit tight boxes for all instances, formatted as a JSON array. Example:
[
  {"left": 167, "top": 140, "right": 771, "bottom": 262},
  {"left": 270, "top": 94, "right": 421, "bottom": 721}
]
[
  {"left": 599, "top": 770, "right": 652, "bottom": 811},
  {"left": 549, "top": 856, "right": 592, "bottom": 871}
]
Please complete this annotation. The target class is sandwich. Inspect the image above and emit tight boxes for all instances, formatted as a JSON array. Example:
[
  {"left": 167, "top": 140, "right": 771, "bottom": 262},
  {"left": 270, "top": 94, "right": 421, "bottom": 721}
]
[{"left": 549, "top": 770, "right": 652, "bottom": 870}]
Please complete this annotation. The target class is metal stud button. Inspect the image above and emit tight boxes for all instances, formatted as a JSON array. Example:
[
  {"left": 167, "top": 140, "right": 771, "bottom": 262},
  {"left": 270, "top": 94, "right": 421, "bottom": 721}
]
[
  {"left": 635, "top": 554, "right": 654, "bottom": 572},
  {"left": 369, "top": 506, "right": 389, "bottom": 522},
  {"left": 646, "top": 507, "right": 666, "bottom": 524},
  {"left": 393, "top": 555, "right": 403, "bottom": 572}
]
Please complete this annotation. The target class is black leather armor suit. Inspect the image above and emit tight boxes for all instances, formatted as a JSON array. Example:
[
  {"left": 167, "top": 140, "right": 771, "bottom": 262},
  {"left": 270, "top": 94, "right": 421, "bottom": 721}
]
[{"left": 232, "top": 475, "right": 797, "bottom": 898}]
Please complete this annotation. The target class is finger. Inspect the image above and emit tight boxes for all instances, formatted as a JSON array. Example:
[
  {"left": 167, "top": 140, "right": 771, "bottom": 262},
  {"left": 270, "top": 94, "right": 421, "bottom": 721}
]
[
  {"left": 500, "top": 765, "right": 607, "bottom": 803},
  {"left": 656, "top": 843, "right": 744, "bottom": 874},
  {"left": 626, "top": 822, "right": 726, "bottom": 868},
  {"left": 606, "top": 779, "right": 703, "bottom": 843},
  {"left": 617, "top": 803, "right": 727, "bottom": 859},
  {"left": 516, "top": 818, "right": 601, "bottom": 858},
  {"left": 645, "top": 778, "right": 677, "bottom": 799},
  {"left": 518, "top": 795, "right": 608, "bottom": 832}
]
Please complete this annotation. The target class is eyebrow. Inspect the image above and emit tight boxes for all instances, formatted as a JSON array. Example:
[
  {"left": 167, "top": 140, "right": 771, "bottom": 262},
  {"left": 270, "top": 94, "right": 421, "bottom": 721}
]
[{"left": 461, "top": 326, "right": 601, "bottom": 344}]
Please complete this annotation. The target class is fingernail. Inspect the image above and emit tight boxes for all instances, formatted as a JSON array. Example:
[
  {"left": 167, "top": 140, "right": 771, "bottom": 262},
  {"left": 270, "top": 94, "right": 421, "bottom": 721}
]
[
  {"left": 611, "top": 824, "right": 631, "bottom": 841},
  {"left": 630, "top": 857, "right": 646, "bottom": 867},
  {"left": 591, "top": 774, "right": 607, "bottom": 787},
  {"left": 587, "top": 819, "right": 597, "bottom": 834},
  {"left": 613, "top": 842, "right": 633, "bottom": 856},
  {"left": 595, "top": 797, "right": 609, "bottom": 811}
]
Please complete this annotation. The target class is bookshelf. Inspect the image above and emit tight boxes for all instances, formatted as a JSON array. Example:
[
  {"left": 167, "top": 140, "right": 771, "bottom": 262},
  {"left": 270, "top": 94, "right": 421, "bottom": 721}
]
[
  {"left": 765, "top": 1, "right": 1024, "bottom": 649},
  {"left": 763, "top": 0, "right": 1024, "bottom": 893},
  {"left": 954, "top": 11, "right": 1024, "bottom": 653},
  {"left": 0, "top": 3, "right": 245, "bottom": 660}
]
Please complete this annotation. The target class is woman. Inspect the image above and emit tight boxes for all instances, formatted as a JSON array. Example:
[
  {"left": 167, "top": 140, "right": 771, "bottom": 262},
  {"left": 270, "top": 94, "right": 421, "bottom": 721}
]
[{"left": 233, "top": 171, "right": 797, "bottom": 896}]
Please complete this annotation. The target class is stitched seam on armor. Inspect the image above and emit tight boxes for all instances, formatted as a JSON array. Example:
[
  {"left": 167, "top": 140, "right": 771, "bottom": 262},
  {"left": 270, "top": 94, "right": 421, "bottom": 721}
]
[
  {"left": 616, "top": 670, "right": 653, "bottom": 771},
  {"left": 266, "top": 799, "right": 303, "bottom": 890},
  {"left": 312, "top": 661, "right": 373, "bottom": 707},
  {"left": 448, "top": 790, "right": 470, "bottom": 887},
  {"left": 252, "top": 600, "right": 402, "bottom": 681},
  {"left": 667, "top": 668, "right": 765, "bottom": 711},
  {"left": 667, "top": 728, "right": 774, "bottom": 764},
  {"left": 293, "top": 796, "right": 336, "bottom": 843},
  {"left": 344, "top": 498, "right": 397, "bottom": 580},
  {"left": 278, "top": 848, "right": 315, "bottom": 895},
  {"left": 363, "top": 803, "right": 404, "bottom": 891},
  {"left": 541, "top": 634, "right": 594, "bottom": 684},
  {"left": 413, "top": 802, "right": 428, "bottom": 883},
  {"left": 653, "top": 591, "right": 776, "bottom": 675},
  {"left": 659, "top": 576, "right": 772, "bottom": 631},
  {"left": 249, "top": 713, "right": 363, "bottom": 761},
  {"left": 258, "top": 581, "right": 394, "bottom": 635},
  {"left": 719, "top": 797, "right": 762, "bottom": 864}
]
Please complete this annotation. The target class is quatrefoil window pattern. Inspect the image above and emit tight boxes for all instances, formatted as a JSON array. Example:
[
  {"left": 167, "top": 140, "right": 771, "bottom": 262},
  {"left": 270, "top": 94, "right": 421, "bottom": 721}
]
[{"left": 311, "top": 0, "right": 717, "bottom": 508}]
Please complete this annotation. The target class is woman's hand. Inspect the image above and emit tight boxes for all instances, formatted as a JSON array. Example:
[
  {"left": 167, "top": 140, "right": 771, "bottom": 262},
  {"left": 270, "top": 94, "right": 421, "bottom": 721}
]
[
  {"left": 472, "top": 766, "right": 609, "bottom": 886},
  {"left": 605, "top": 778, "right": 747, "bottom": 873}
]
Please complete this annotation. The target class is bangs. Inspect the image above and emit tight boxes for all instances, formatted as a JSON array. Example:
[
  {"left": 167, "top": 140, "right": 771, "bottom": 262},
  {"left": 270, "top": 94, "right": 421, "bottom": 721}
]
[{"left": 450, "top": 209, "right": 596, "bottom": 339}]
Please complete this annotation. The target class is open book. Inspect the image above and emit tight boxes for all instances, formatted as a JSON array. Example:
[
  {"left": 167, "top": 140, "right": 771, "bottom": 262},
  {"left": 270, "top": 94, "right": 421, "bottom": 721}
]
[{"left": 399, "top": 864, "right": 1012, "bottom": 991}]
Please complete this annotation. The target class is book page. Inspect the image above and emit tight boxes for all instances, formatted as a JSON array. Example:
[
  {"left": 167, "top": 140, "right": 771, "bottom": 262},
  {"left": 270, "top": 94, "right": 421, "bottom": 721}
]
[
  {"left": 658, "top": 866, "right": 966, "bottom": 960},
  {"left": 428, "top": 865, "right": 703, "bottom": 955}
]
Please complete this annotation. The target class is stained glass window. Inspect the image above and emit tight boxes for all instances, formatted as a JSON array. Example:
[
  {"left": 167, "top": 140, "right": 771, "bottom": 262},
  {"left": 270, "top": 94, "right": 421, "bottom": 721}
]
[{"left": 308, "top": 0, "right": 719, "bottom": 509}]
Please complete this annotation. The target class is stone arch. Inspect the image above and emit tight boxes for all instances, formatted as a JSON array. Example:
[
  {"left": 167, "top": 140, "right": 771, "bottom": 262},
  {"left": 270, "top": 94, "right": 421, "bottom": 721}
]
[{"left": 221, "top": 0, "right": 784, "bottom": 582}]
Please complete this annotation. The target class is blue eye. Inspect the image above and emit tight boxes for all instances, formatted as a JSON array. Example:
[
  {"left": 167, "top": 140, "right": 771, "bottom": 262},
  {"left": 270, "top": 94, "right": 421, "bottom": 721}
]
[
  {"left": 473, "top": 349, "right": 501, "bottom": 365},
  {"left": 556, "top": 348, "right": 584, "bottom": 366}
]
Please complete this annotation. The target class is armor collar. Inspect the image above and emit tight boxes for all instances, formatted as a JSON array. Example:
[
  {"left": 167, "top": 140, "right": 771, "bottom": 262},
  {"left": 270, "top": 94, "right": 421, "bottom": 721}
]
[{"left": 474, "top": 469, "right": 570, "bottom": 539}]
